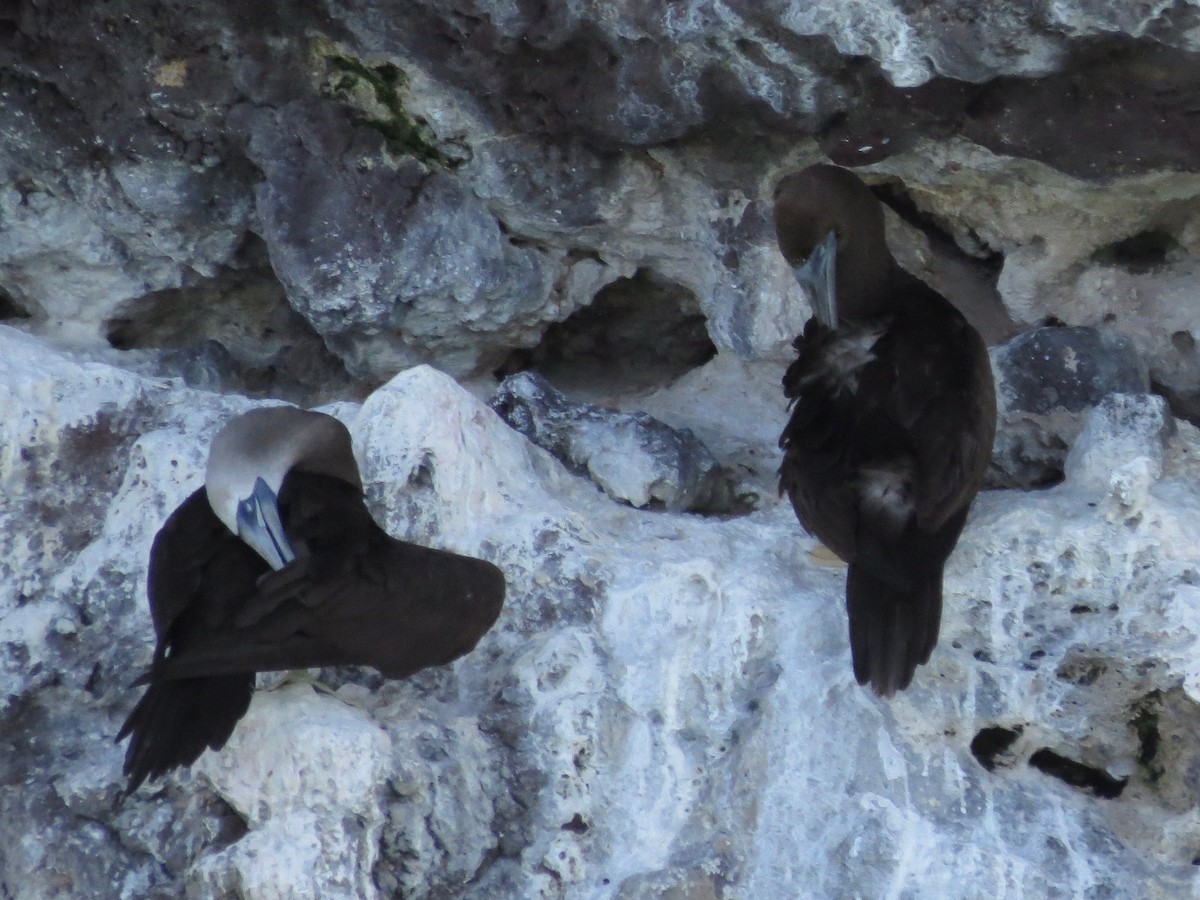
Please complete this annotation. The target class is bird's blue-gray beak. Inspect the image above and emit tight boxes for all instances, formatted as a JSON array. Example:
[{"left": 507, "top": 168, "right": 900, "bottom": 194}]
[
  {"left": 792, "top": 228, "right": 838, "bottom": 328},
  {"left": 236, "top": 477, "right": 296, "bottom": 571}
]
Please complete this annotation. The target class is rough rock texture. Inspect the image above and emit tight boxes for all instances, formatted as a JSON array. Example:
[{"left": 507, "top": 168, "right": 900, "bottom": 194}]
[
  {"left": 989, "top": 326, "right": 1149, "bottom": 487},
  {"left": 5, "top": 1, "right": 1200, "bottom": 897},
  {"left": 491, "top": 371, "right": 739, "bottom": 513},
  {"left": 189, "top": 684, "right": 392, "bottom": 899},
  {"left": 5, "top": 329, "right": 1200, "bottom": 898},
  {"left": 2, "top": 1, "right": 1199, "bottom": 395}
]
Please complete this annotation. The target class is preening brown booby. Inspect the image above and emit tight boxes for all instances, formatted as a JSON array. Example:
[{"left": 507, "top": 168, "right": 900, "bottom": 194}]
[
  {"left": 774, "top": 164, "right": 995, "bottom": 697},
  {"left": 117, "top": 406, "right": 505, "bottom": 793}
]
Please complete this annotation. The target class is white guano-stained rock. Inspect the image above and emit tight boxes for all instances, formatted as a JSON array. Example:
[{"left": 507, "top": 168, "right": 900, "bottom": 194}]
[
  {"left": 188, "top": 684, "right": 392, "bottom": 900},
  {"left": 5, "top": 321, "right": 1200, "bottom": 898}
]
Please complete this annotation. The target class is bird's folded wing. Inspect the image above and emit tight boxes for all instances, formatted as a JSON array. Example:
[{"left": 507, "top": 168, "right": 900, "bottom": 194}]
[
  {"left": 872, "top": 313, "right": 994, "bottom": 531},
  {"left": 235, "top": 555, "right": 346, "bottom": 626},
  {"left": 143, "top": 633, "right": 355, "bottom": 681}
]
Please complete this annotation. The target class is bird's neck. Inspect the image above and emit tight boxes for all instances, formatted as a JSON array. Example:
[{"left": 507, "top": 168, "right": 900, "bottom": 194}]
[{"left": 837, "top": 251, "right": 900, "bottom": 322}]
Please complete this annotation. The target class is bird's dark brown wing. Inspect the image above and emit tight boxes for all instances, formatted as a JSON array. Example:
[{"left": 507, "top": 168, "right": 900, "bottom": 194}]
[
  {"left": 147, "top": 542, "right": 505, "bottom": 680},
  {"left": 144, "top": 488, "right": 265, "bottom": 641},
  {"left": 869, "top": 282, "right": 996, "bottom": 533},
  {"left": 117, "top": 490, "right": 262, "bottom": 793},
  {"left": 145, "top": 472, "right": 506, "bottom": 682},
  {"left": 779, "top": 286, "right": 994, "bottom": 697},
  {"left": 118, "top": 475, "right": 504, "bottom": 792},
  {"left": 782, "top": 286, "right": 994, "bottom": 558},
  {"left": 779, "top": 317, "right": 898, "bottom": 562}
]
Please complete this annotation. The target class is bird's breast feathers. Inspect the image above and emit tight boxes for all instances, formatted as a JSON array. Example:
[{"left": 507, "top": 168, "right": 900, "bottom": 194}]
[{"left": 798, "top": 323, "right": 887, "bottom": 396}]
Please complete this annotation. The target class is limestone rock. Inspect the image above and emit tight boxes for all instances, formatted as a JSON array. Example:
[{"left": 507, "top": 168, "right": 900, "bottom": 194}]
[
  {"left": 3, "top": 2, "right": 1200, "bottom": 388},
  {"left": 4, "top": 328, "right": 1200, "bottom": 897},
  {"left": 1065, "top": 393, "right": 1173, "bottom": 487},
  {"left": 989, "top": 326, "right": 1148, "bottom": 487},
  {"left": 244, "top": 101, "right": 557, "bottom": 379},
  {"left": 1063, "top": 392, "right": 1174, "bottom": 523},
  {"left": 490, "top": 371, "right": 738, "bottom": 513},
  {"left": 5, "top": 1, "right": 1200, "bottom": 897},
  {"left": 189, "top": 684, "right": 392, "bottom": 900}
]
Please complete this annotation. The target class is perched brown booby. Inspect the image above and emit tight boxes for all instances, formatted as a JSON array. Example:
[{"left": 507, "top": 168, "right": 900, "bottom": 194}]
[
  {"left": 116, "top": 406, "right": 505, "bottom": 793},
  {"left": 774, "top": 164, "right": 995, "bottom": 697}
]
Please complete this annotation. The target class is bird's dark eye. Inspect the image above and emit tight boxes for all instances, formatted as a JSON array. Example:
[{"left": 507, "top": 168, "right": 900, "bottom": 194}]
[{"left": 238, "top": 497, "right": 256, "bottom": 520}]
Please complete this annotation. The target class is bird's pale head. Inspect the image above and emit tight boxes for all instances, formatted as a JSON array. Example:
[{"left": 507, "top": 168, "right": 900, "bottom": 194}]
[{"left": 205, "top": 406, "right": 361, "bottom": 568}]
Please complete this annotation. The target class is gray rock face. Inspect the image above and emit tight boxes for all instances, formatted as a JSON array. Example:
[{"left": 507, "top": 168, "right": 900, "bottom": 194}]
[
  {"left": 4, "top": 1, "right": 1200, "bottom": 897},
  {"left": 343, "top": 0, "right": 1200, "bottom": 174},
  {"left": 5, "top": 330, "right": 1200, "bottom": 899},
  {"left": 2, "top": 0, "right": 1200, "bottom": 393},
  {"left": 1064, "top": 392, "right": 1174, "bottom": 504},
  {"left": 490, "top": 371, "right": 738, "bottom": 513},
  {"left": 245, "top": 101, "right": 557, "bottom": 379},
  {"left": 990, "top": 326, "right": 1149, "bottom": 487}
]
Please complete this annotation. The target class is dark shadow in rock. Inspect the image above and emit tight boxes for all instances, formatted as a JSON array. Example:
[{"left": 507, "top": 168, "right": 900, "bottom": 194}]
[
  {"left": 1153, "top": 378, "right": 1200, "bottom": 428},
  {"left": 1092, "top": 230, "right": 1183, "bottom": 275},
  {"left": 950, "top": 38, "right": 1200, "bottom": 182},
  {"left": 1056, "top": 654, "right": 1109, "bottom": 687},
  {"left": 1028, "top": 748, "right": 1128, "bottom": 799},
  {"left": 970, "top": 725, "right": 1023, "bottom": 773},
  {"left": 104, "top": 234, "right": 360, "bottom": 404},
  {"left": 822, "top": 36, "right": 1200, "bottom": 180},
  {"left": 1132, "top": 692, "right": 1164, "bottom": 784},
  {"left": 498, "top": 268, "right": 716, "bottom": 400},
  {"left": 1127, "top": 687, "right": 1200, "bottom": 813},
  {"left": 0, "top": 285, "right": 30, "bottom": 320}
]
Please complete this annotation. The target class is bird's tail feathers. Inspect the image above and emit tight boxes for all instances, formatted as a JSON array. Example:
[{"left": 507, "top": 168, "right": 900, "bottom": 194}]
[
  {"left": 846, "top": 562, "right": 942, "bottom": 698},
  {"left": 116, "top": 673, "right": 253, "bottom": 795}
]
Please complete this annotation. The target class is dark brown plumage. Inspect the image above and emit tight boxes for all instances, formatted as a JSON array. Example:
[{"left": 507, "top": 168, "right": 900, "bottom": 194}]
[
  {"left": 774, "top": 164, "right": 995, "bottom": 697},
  {"left": 117, "top": 409, "right": 505, "bottom": 793}
]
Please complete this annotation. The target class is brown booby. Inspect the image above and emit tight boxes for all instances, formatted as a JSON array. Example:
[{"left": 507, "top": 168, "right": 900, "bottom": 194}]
[
  {"left": 773, "top": 164, "right": 995, "bottom": 697},
  {"left": 116, "top": 406, "right": 505, "bottom": 793}
]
